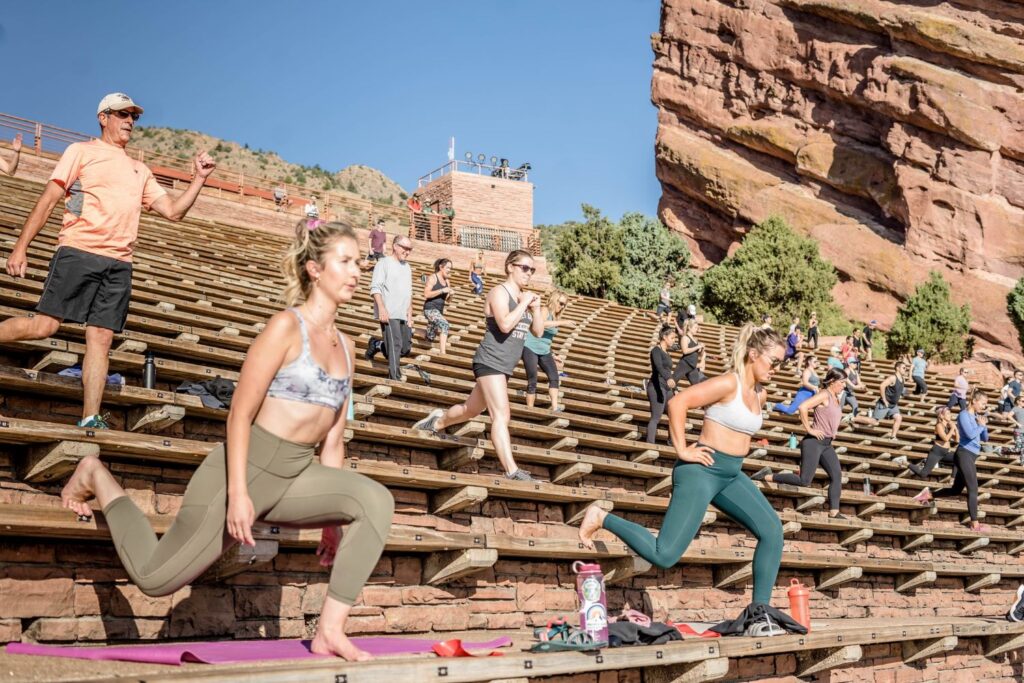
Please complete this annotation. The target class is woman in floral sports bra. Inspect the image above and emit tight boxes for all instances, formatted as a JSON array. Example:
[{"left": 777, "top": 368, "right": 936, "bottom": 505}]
[{"left": 60, "top": 218, "right": 394, "bottom": 661}]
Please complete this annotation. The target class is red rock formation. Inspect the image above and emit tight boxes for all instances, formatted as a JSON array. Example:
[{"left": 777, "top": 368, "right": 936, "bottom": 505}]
[{"left": 653, "top": 0, "right": 1024, "bottom": 360}]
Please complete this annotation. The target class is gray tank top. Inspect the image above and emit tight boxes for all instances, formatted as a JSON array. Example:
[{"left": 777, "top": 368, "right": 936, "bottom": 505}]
[{"left": 473, "top": 285, "right": 532, "bottom": 375}]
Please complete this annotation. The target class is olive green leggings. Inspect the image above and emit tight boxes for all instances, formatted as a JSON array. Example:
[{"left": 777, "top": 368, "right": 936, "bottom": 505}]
[
  {"left": 602, "top": 448, "right": 783, "bottom": 605},
  {"left": 103, "top": 424, "right": 394, "bottom": 604}
]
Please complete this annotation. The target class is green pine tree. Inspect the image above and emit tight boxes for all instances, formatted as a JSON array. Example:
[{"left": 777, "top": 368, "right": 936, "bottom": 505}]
[
  {"left": 887, "top": 271, "right": 971, "bottom": 363},
  {"left": 551, "top": 205, "right": 624, "bottom": 300},
  {"left": 611, "top": 212, "right": 699, "bottom": 310},
  {"left": 1008, "top": 277, "right": 1024, "bottom": 351},
  {"left": 699, "top": 215, "right": 841, "bottom": 328}
]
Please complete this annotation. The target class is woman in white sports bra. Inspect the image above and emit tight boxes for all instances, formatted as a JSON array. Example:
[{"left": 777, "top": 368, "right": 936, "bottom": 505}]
[{"left": 580, "top": 324, "right": 789, "bottom": 635}]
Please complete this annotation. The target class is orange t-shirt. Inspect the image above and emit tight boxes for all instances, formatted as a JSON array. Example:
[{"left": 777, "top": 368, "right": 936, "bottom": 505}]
[{"left": 49, "top": 139, "right": 167, "bottom": 262}]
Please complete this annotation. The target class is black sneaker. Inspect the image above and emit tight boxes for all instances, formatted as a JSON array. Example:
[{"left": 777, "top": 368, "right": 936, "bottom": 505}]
[
  {"left": 1008, "top": 585, "right": 1024, "bottom": 622},
  {"left": 505, "top": 469, "right": 536, "bottom": 481},
  {"left": 364, "top": 339, "right": 380, "bottom": 360}
]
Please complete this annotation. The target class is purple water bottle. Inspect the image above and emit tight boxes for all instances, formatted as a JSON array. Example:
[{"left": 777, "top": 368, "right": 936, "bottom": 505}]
[{"left": 573, "top": 561, "right": 608, "bottom": 643}]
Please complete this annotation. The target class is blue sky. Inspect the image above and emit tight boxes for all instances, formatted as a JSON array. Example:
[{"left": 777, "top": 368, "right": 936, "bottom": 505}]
[{"left": 0, "top": 1, "right": 661, "bottom": 225}]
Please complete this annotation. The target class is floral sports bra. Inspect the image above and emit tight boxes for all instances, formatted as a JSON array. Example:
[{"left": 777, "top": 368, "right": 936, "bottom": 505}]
[{"left": 266, "top": 308, "right": 351, "bottom": 411}]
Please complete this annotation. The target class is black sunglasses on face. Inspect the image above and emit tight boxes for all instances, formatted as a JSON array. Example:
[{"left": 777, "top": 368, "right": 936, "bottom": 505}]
[
  {"left": 106, "top": 109, "right": 141, "bottom": 121},
  {"left": 512, "top": 263, "right": 536, "bottom": 275},
  {"left": 768, "top": 358, "right": 785, "bottom": 370}
]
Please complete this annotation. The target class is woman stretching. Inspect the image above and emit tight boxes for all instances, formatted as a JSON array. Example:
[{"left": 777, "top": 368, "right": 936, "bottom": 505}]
[
  {"left": 60, "top": 219, "right": 395, "bottom": 661},
  {"left": 422, "top": 258, "right": 453, "bottom": 354},
  {"left": 413, "top": 250, "right": 543, "bottom": 481},
  {"left": 893, "top": 407, "right": 955, "bottom": 479},
  {"left": 672, "top": 318, "right": 707, "bottom": 387},
  {"left": 523, "top": 290, "right": 573, "bottom": 412},
  {"left": 773, "top": 356, "right": 819, "bottom": 415},
  {"left": 646, "top": 325, "right": 678, "bottom": 444},
  {"left": 914, "top": 390, "right": 991, "bottom": 532},
  {"left": 753, "top": 368, "right": 848, "bottom": 519},
  {"left": 580, "top": 324, "right": 787, "bottom": 634}
]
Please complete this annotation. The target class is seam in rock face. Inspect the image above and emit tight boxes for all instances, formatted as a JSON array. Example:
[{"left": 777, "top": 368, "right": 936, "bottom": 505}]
[{"left": 654, "top": 0, "right": 1024, "bottom": 359}]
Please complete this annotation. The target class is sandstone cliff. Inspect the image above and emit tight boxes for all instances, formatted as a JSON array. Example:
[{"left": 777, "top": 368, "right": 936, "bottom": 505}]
[{"left": 653, "top": 0, "right": 1024, "bottom": 361}]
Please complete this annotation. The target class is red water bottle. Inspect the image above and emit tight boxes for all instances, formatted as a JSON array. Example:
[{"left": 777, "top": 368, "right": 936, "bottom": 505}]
[
  {"left": 788, "top": 578, "right": 811, "bottom": 631},
  {"left": 573, "top": 561, "right": 609, "bottom": 643}
]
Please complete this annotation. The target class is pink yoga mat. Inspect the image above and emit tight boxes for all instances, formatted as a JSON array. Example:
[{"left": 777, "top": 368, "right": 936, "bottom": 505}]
[{"left": 5, "top": 636, "right": 513, "bottom": 665}]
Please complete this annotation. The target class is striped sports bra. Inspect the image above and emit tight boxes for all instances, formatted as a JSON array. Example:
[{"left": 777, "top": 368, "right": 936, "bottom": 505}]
[
  {"left": 266, "top": 308, "right": 351, "bottom": 411},
  {"left": 704, "top": 373, "right": 764, "bottom": 436}
]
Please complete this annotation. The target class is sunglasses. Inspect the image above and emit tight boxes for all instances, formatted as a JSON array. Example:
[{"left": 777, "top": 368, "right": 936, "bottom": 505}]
[
  {"left": 105, "top": 109, "right": 141, "bottom": 122},
  {"left": 767, "top": 357, "right": 785, "bottom": 370},
  {"left": 396, "top": 243, "right": 413, "bottom": 252},
  {"left": 512, "top": 263, "right": 536, "bottom": 275}
]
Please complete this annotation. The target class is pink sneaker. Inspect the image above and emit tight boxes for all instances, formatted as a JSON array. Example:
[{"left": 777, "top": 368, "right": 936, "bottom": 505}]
[
  {"left": 970, "top": 523, "right": 992, "bottom": 533},
  {"left": 912, "top": 488, "right": 932, "bottom": 505}
]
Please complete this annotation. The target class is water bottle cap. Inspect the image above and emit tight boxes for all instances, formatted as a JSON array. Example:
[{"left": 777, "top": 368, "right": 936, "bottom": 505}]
[
  {"left": 790, "top": 578, "right": 802, "bottom": 586},
  {"left": 573, "top": 561, "right": 601, "bottom": 573}
]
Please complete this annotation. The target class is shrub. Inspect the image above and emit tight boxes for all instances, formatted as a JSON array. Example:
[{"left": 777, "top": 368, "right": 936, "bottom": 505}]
[
  {"left": 612, "top": 212, "right": 699, "bottom": 310},
  {"left": 552, "top": 205, "right": 624, "bottom": 300},
  {"left": 887, "top": 271, "right": 971, "bottom": 363},
  {"left": 1009, "top": 277, "right": 1024, "bottom": 351},
  {"left": 700, "top": 215, "right": 842, "bottom": 327}
]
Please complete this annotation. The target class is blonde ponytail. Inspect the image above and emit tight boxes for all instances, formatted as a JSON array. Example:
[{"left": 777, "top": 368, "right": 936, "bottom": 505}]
[
  {"left": 730, "top": 323, "right": 784, "bottom": 376},
  {"left": 280, "top": 218, "right": 357, "bottom": 306}
]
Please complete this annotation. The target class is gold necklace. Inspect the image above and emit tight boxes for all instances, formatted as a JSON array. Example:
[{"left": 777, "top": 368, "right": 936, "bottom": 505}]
[{"left": 302, "top": 304, "right": 339, "bottom": 347}]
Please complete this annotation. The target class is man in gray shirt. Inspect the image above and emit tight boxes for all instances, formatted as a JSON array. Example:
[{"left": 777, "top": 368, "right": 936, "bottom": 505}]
[{"left": 365, "top": 235, "right": 414, "bottom": 380}]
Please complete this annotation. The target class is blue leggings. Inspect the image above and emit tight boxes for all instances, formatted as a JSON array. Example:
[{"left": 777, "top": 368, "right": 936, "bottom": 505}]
[
  {"left": 775, "top": 388, "right": 815, "bottom": 415},
  {"left": 602, "top": 449, "right": 783, "bottom": 605}
]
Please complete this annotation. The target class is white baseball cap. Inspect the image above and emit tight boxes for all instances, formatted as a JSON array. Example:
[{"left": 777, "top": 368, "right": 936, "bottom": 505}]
[{"left": 97, "top": 93, "right": 143, "bottom": 116}]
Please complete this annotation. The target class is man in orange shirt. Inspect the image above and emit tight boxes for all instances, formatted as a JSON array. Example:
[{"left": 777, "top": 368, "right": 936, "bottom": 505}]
[{"left": 1, "top": 93, "right": 217, "bottom": 429}]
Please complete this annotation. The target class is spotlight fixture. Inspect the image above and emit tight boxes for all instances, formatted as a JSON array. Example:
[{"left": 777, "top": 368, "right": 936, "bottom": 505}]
[
  {"left": 464, "top": 152, "right": 473, "bottom": 161},
  {"left": 490, "top": 156, "right": 498, "bottom": 165},
  {"left": 477, "top": 153, "right": 486, "bottom": 162}
]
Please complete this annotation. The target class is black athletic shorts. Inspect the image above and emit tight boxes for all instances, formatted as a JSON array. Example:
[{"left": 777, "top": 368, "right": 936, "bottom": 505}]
[
  {"left": 472, "top": 362, "right": 510, "bottom": 379},
  {"left": 35, "top": 247, "right": 133, "bottom": 332}
]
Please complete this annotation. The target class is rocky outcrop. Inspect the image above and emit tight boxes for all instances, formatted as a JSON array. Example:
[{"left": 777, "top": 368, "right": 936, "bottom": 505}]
[{"left": 653, "top": 0, "right": 1024, "bottom": 358}]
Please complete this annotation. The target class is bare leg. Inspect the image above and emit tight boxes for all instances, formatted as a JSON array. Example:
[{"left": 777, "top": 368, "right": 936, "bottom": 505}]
[
  {"left": 525, "top": 392, "right": 536, "bottom": 409},
  {"left": 61, "top": 455, "right": 127, "bottom": 518},
  {"left": 435, "top": 383, "right": 486, "bottom": 431},
  {"left": 477, "top": 375, "right": 518, "bottom": 474},
  {"left": 578, "top": 504, "right": 608, "bottom": 549},
  {"left": 0, "top": 313, "right": 60, "bottom": 343},
  {"left": 548, "top": 387, "right": 559, "bottom": 411},
  {"left": 890, "top": 414, "right": 902, "bottom": 439},
  {"left": 82, "top": 326, "right": 114, "bottom": 420},
  {"left": 439, "top": 332, "right": 447, "bottom": 355},
  {"left": 310, "top": 596, "right": 373, "bottom": 662}
]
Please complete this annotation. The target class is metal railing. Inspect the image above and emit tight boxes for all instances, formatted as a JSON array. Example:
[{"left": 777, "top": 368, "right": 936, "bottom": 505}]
[
  {"left": 0, "top": 112, "right": 409, "bottom": 226},
  {"left": 417, "top": 159, "right": 530, "bottom": 187}
]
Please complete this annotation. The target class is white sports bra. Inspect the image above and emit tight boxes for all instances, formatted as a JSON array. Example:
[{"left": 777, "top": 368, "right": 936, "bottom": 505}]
[{"left": 704, "top": 373, "right": 763, "bottom": 436}]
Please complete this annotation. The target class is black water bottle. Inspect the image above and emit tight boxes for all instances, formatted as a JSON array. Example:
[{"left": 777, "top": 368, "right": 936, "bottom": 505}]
[{"left": 143, "top": 351, "right": 156, "bottom": 389}]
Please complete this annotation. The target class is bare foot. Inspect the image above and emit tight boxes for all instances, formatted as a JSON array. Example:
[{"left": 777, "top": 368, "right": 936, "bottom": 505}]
[
  {"left": 578, "top": 504, "right": 607, "bottom": 550},
  {"left": 310, "top": 630, "right": 373, "bottom": 662},
  {"left": 61, "top": 455, "right": 100, "bottom": 518}
]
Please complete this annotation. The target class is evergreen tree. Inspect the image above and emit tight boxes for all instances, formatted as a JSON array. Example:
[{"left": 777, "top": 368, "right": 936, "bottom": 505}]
[
  {"left": 1008, "top": 277, "right": 1024, "bottom": 352},
  {"left": 700, "top": 215, "right": 840, "bottom": 327},
  {"left": 888, "top": 271, "right": 971, "bottom": 363},
  {"left": 551, "top": 205, "right": 624, "bottom": 300},
  {"left": 610, "top": 212, "right": 699, "bottom": 309}
]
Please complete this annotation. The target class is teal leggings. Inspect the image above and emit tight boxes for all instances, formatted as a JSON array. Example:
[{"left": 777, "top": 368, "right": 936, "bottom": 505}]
[{"left": 602, "top": 448, "right": 783, "bottom": 605}]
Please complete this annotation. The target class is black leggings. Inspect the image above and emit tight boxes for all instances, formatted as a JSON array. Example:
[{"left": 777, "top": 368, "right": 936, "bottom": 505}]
[
  {"left": 908, "top": 444, "right": 954, "bottom": 479},
  {"left": 522, "top": 347, "right": 559, "bottom": 394},
  {"left": 646, "top": 382, "right": 668, "bottom": 444},
  {"left": 912, "top": 376, "right": 928, "bottom": 395},
  {"left": 807, "top": 327, "right": 818, "bottom": 348},
  {"left": 772, "top": 436, "right": 843, "bottom": 511},
  {"left": 933, "top": 446, "right": 979, "bottom": 521}
]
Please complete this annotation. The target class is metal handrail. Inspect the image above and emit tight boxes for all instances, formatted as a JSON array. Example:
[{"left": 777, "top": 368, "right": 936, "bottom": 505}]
[{"left": 417, "top": 159, "right": 530, "bottom": 187}]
